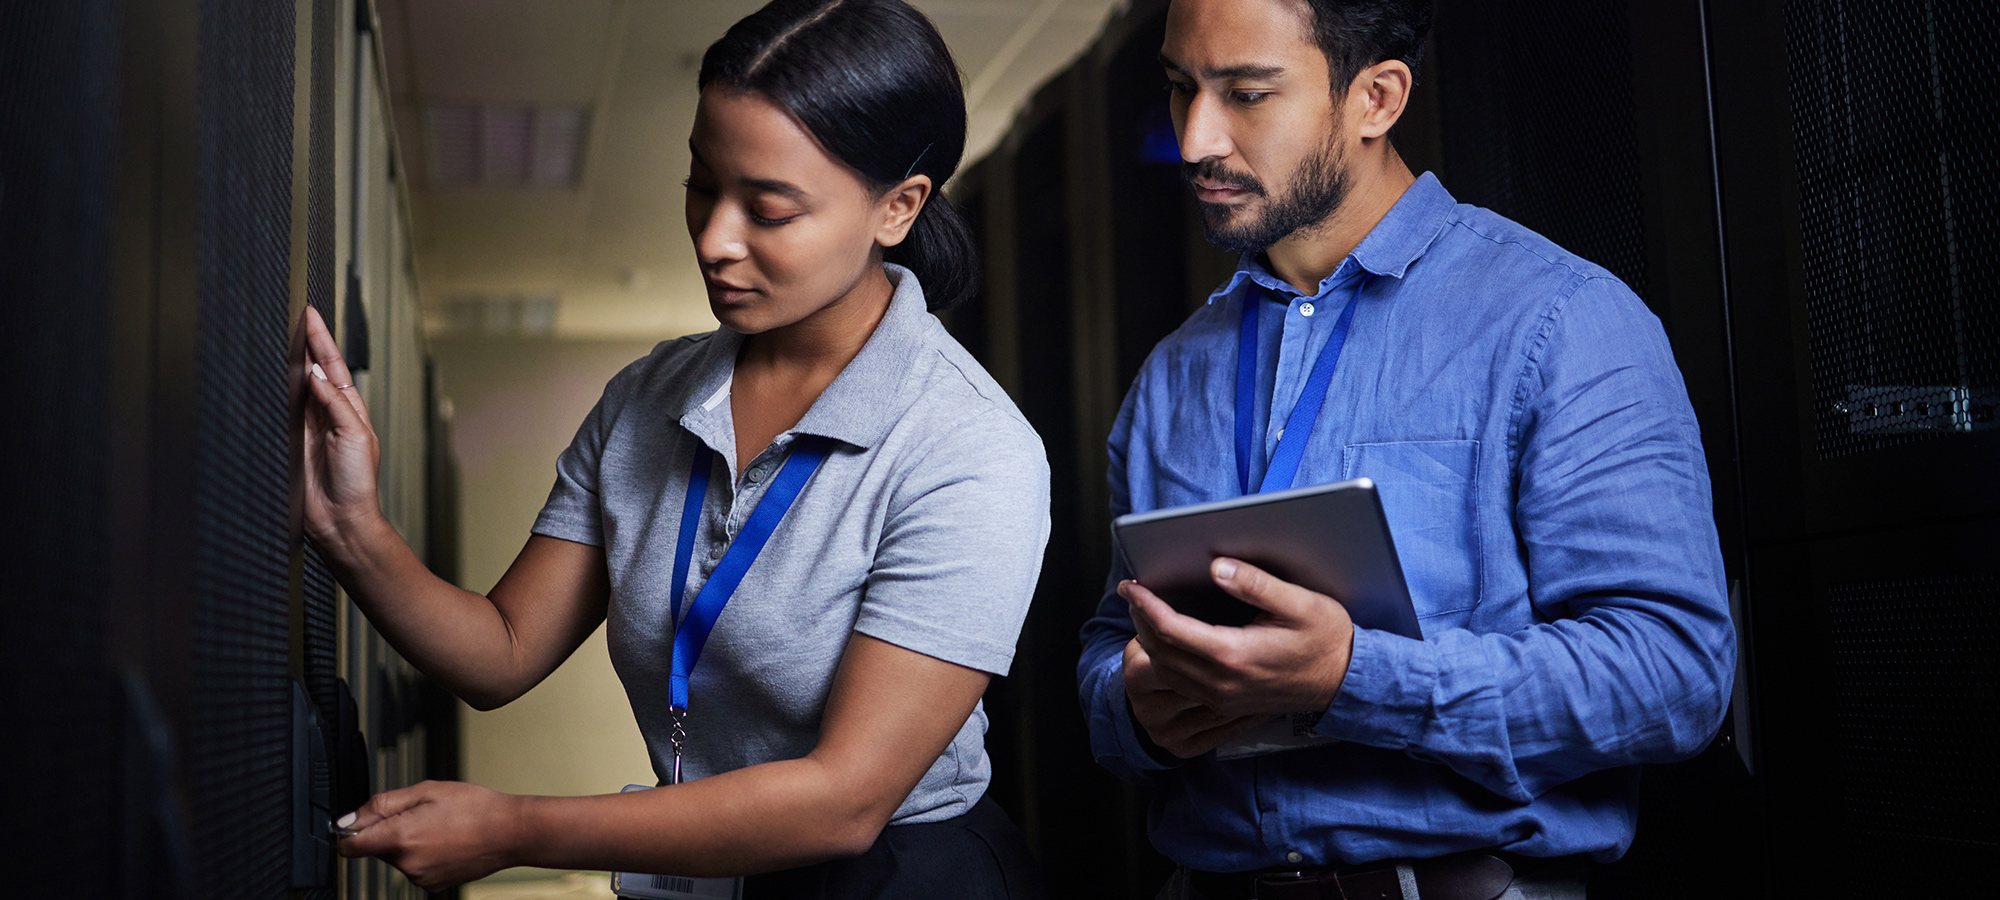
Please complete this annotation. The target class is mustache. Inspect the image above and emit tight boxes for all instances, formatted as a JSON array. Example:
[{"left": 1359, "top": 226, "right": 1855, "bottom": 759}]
[{"left": 1182, "top": 159, "right": 1266, "bottom": 197}]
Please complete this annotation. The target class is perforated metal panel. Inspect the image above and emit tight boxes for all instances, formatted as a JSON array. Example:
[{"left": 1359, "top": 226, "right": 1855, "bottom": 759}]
[
  {"left": 189, "top": 0, "right": 298, "bottom": 894},
  {"left": 303, "top": 0, "right": 342, "bottom": 772},
  {"left": 1827, "top": 574, "right": 1999, "bottom": 880},
  {"left": 0, "top": 0, "right": 120, "bottom": 891},
  {"left": 1788, "top": 0, "right": 2000, "bottom": 457},
  {"left": 1433, "top": 0, "right": 1648, "bottom": 299}
]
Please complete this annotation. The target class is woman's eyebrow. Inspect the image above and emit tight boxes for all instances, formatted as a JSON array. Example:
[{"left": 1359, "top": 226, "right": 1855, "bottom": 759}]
[
  {"left": 686, "top": 141, "right": 808, "bottom": 201},
  {"left": 743, "top": 177, "right": 809, "bottom": 202}
]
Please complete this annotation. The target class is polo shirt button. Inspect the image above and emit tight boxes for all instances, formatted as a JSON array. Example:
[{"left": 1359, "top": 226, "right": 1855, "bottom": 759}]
[
  {"left": 709, "top": 543, "right": 724, "bottom": 560},
  {"left": 746, "top": 466, "right": 766, "bottom": 484},
  {"left": 1286, "top": 851, "right": 1304, "bottom": 864},
  {"left": 1299, "top": 301, "right": 1316, "bottom": 317}
]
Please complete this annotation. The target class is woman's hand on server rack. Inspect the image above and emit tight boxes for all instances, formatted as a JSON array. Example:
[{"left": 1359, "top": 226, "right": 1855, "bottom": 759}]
[{"left": 301, "top": 304, "right": 384, "bottom": 555}]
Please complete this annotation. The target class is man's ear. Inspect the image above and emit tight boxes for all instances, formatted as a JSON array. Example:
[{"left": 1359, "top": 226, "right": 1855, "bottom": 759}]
[
  {"left": 1352, "top": 59, "right": 1414, "bottom": 140},
  {"left": 875, "top": 175, "right": 934, "bottom": 248}
]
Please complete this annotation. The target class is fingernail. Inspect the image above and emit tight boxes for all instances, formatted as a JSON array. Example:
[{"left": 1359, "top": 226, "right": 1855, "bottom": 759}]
[
  {"left": 312, "top": 363, "right": 328, "bottom": 381},
  {"left": 1213, "top": 558, "right": 1237, "bottom": 581},
  {"left": 336, "top": 812, "right": 356, "bottom": 829}
]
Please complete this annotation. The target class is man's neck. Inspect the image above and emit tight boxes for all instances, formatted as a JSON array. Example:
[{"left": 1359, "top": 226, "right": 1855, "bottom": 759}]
[{"left": 1263, "top": 151, "right": 1418, "bottom": 296}]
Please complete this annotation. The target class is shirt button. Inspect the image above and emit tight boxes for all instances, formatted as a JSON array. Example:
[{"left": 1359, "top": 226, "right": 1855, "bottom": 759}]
[
  {"left": 746, "top": 466, "right": 767, "bottom": 484},
  {"left": 1299, "top": 301, "right": 1316, "bottom": 317},
  {"left": 708, "top": 542, "right": 724, "bottom": 560},
  {"left": 1286, "top": 851, "right": 1304, "bottom": 864}
]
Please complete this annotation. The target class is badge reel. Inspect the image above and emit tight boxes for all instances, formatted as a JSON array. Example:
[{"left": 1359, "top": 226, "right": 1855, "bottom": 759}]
[
  {"left": 612, "top": 724, "right": 748, "bottom": 900},
  {"left": 612, "top": 707, "right": 743, "bottom": 900}
]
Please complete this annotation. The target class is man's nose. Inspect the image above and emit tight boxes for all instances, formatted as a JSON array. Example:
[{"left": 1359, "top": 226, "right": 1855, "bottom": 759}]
[{"left": 1178, "top": 90, "right": 1234, "bottom": 165}]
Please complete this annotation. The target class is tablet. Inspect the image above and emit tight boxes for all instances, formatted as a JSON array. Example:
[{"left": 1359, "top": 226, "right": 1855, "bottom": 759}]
[{"left": 1112, "top": 478, "right": 1422, "bottom": 640}]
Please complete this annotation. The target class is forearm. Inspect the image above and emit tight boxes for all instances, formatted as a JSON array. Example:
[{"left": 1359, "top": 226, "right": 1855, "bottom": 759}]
[
  {"left": 318, "top": 516, "right": 527, "bottom": 708},
  {"left": 1322, "top": 603, "right": 1734, "bottom": 801},
  {"left": 516, "top": 752, "right": 894, "bottom": 877}
]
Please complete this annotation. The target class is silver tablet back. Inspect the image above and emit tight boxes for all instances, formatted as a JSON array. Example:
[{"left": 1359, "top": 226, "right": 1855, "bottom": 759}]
[{"left": 1113, "top": 478, "right": 1422, "bottom": 639}]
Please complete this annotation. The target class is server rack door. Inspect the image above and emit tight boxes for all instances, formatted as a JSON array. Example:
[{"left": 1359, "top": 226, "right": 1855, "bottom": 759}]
[
  {"left": 1711, "top": 0, "right": 2000, "bottom": 894},
  {"left": 0, "top": 1, "right": 128, "bottom": 895}
]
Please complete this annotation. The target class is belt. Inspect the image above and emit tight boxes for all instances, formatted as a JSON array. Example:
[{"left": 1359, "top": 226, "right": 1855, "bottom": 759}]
[{"left": 1187, "top": 852, "right": 1515, "bottom": 900}]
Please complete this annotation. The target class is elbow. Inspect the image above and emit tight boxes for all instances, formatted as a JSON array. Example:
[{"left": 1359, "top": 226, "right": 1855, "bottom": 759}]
[
  {"left": 822, "top": 807, "right": 892, "bottom": 860},
  {"left": 1660, "top": 655, "right": 1736, "bottom": 761},
  {"left": 457, "top": 680, "right": 528, "bottom": 712},
  {"left": 462, "top": 693, "right": 507, "bottom": 713}
]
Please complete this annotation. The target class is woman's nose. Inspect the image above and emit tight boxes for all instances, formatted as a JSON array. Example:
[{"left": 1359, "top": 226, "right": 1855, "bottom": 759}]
[{"left": 692, "top": 206, "right": 748, "bottom": 265}]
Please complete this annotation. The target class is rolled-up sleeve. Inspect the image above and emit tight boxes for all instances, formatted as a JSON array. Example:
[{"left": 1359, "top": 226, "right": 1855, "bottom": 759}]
[{"left": 1316, "top": 277, "right": 1736, "bottom": 802}]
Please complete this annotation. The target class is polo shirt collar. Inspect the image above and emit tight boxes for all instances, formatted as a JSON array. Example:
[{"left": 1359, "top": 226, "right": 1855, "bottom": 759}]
[
  {"left": 676, "top": 262, "right": 929, "bottom": 454},
  {"left": 1205, "top": 171, "right": 1457, "bottom": 303}
]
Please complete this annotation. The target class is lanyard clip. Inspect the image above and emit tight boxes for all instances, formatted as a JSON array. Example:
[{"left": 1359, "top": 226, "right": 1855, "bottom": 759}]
[{"left": 668, "top": 705, "right": 688, "bottom": 786}]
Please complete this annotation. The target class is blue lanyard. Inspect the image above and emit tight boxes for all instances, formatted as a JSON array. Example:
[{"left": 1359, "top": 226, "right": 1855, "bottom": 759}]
[
  {"left": 667, "top": 435, "right": 834, "bottom": 712},
  {"left": 1233, "top": 275, "right": 1369, "bottom": 495}
]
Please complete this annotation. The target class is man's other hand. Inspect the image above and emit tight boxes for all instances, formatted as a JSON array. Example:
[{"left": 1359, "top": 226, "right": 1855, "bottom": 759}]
[
  {"left": 1122, "top": 558, "right": 1356, "bottom": 720},
  {"left": 1122, "top": 637, "right": 1269, "bottom": 758}
]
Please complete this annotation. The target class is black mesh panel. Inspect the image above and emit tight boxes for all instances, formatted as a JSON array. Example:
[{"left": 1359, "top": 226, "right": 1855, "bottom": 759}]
[
  {"left": 1432, "top": 0, "right": 1648, "bottom": 298},
  {"left": 303, "top": 0, "right": 341, "bottom": 765},
  {"left": 1787, "top": 0, "right": 2000, "bottom": 456},
  {"left": 0, "top": 0, "right": 119, "bottom": 890},
  {"left": 190, "top": 0, "right": 296, "bottom": 894},
  {"left": 1827, "top": 573, "right": 2000, "bottom": 885}
]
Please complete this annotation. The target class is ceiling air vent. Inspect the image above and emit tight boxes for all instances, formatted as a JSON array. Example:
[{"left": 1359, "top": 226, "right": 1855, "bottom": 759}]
[
  {"left": 428, "top": 295, "right": 560, "bottom": 336},
  {"left": 425, "top": 103, "right": 588, "bottom": 188}
]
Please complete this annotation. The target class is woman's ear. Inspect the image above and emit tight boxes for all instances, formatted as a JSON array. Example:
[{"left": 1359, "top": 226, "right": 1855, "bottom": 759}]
[{"left": 874, "top": 174, "right": 933, "bottom": 248}]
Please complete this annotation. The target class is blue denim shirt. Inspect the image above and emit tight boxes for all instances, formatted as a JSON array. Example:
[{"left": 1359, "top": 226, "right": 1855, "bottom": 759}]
[{"left": 1077, "top": 173, "right": 1735, "bottom": 870}]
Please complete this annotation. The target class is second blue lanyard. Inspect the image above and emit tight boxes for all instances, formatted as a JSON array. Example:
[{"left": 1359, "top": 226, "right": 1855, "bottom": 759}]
[{"left": 1234, "top": 275, "right": 1369, "bottom": 495}]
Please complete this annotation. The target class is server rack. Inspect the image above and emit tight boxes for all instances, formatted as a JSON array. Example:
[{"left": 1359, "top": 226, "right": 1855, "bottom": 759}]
[{"left": 0, "top": 1, "right": 456, "bottom": 897}]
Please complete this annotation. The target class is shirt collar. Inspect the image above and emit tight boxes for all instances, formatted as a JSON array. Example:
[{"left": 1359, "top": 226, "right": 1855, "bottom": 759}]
[
  {"left": 1206, "top": 171, "right": 1456, "bottom": 303},
  {"left": 677, "top": 262, "right": 931, "bottom": 453}
]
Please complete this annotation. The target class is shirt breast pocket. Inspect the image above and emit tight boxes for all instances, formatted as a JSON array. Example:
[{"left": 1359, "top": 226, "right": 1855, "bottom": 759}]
[{"left": 1342, "top": 440, "right": 1481, "bottom": 622}]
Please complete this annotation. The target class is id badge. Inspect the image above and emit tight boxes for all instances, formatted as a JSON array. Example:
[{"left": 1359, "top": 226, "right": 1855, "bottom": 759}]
[{"left": 611, "top": 785, "right": 744, "bottom": 900}]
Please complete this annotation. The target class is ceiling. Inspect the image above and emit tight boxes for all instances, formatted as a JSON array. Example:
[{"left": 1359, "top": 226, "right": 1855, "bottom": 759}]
[{"left": 374, "top": 0, "right": 1124, "bottom": 340}]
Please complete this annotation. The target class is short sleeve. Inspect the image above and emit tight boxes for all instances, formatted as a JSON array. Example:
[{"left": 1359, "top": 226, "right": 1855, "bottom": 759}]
[
  {"left": 852, "top": 408, "right": 1051, "bottom": 676},
  {"left": 530, "top": 365, "right": 634, "bottom": 547}
]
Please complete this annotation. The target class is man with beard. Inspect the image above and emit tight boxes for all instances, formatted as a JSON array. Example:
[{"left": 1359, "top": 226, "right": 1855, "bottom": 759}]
[{"left": 1076, "top": 1, "right": 1737, "bottom": 898}]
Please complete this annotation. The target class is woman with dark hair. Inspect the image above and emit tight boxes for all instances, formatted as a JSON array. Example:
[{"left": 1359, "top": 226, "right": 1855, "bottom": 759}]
[{"left": 298, "top": 1, "right": 1050, "bottom": 896}]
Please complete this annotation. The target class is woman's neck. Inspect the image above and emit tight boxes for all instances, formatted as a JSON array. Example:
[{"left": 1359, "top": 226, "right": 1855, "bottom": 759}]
[
  {"left": 737, "top": 264, "right": 894, "bottom": 377},
  {"left": 729, "top": 264, "right": 895, "bottom": 473}
]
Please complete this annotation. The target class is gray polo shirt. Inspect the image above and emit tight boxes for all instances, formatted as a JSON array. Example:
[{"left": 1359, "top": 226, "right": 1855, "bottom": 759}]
[{"left": 533, "top": 264, "right": 1050, "bottom": 824}]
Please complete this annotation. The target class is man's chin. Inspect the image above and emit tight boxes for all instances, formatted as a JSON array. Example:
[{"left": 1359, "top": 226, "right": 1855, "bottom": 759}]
[{"left": 1197, "top": 205, "right": 1276, "bottom": 255}]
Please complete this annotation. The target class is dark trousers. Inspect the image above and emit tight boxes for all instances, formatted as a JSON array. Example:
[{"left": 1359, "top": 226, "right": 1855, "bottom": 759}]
[{"left": 744, "top": 795, "right": 1048, "bottom": 900}]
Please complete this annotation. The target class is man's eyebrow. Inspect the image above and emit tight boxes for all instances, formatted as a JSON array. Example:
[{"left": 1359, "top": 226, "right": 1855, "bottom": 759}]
[
  {"left": 686, "top": 141, "right": 809, "bottom": 202},
  {"left": 1157, "top": 52, "right": 1285, "bottom": 81}
]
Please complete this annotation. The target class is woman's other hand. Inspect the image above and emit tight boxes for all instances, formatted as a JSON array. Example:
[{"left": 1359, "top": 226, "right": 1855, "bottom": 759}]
[
  {"left": 302, "top": 305, "right": 384, "bottom": 549},
  {"left": 336, "top": 780, "right": 527, "bottom": 892}
]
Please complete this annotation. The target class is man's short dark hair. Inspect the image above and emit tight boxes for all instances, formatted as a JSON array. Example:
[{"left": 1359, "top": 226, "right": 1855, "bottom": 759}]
[{"left": 1300, "top": 0, "right": 1433, "bottom": 92}]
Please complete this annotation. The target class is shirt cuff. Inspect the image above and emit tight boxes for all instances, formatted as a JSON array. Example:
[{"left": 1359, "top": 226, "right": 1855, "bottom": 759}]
[
  {"left": 1313, "top": 625, "right": 1440, "bottom": 749},
  {"left": 1090, "top": 653, "right": 1182, "bottom": 773}
]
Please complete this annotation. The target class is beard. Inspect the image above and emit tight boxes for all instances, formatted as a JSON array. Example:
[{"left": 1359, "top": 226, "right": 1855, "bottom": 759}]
[{"left": 1186, "top": 137, "right": 1349, "bottom": 255}]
